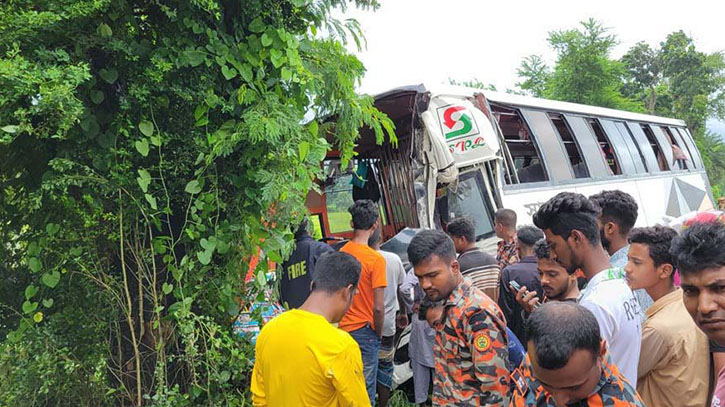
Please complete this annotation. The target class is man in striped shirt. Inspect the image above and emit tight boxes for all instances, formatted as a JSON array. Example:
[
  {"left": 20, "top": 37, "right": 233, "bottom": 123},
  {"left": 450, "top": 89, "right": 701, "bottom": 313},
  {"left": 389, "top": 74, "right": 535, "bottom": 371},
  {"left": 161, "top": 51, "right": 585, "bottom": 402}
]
[{"left": 447, "top": 217, "right": 501, "bottom": 302}]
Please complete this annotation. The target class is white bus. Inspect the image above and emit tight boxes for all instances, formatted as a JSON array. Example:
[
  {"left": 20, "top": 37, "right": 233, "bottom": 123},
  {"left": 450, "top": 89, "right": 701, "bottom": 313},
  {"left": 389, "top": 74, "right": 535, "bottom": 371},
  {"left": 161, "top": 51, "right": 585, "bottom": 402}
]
[
  {"left": 304, "top": 83, "right": 715, "bottom": 391},
  {"left": 306, "top": 83, "right": 714, "bottom": 252}
]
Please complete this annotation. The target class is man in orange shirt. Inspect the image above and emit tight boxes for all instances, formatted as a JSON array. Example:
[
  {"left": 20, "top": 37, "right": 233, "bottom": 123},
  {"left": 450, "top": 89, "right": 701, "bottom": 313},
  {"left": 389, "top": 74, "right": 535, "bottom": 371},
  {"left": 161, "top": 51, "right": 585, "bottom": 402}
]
[{"left": 339, "top": 199, "right": 387, "bottom": 405}]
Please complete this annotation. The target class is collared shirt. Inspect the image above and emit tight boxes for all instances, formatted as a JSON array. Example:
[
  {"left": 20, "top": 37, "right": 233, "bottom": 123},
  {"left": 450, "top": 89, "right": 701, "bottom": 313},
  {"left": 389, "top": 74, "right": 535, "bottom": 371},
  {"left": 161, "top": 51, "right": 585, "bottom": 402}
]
[
  {"left": 637, "top": 288, "right": 709, "bottom": 407},
  {"left": 458, "top": 247, "right": 500, "bottom": 297},
  {"left": 496, "top": 237, "right": 519, "bottom": 270},
  {"left": 433, "top": 279, "right": 509, "bottom": 406},
  {"left": 579, "top": 268, "right": 642, "bottom": 387},
  {"left": 510, "top": 352, "right": 646, "bottom": 407},
  {"left": 610, "top": 245, "right": 654, "bottom": 316}
]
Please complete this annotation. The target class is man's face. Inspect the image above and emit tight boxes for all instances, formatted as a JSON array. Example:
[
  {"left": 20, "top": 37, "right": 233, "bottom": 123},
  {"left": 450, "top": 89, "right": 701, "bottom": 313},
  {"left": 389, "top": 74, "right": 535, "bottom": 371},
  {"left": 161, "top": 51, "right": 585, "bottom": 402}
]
[
  {"left": 414, "top": 254, "right": 460, "bottom": 302},
  {"left": 538, "top": 258, "right": 573, "bottom": 301},
  {"left": 544, "top": 229, "right": 578, "bottom": 274},
  {"left": 528, "top": 343, "right": 604, "bottom": 406},
  {"left": 623, "top": 243, "right": 661, "bottom": 291},
  {"left": 450, "top": 235, "right": 466, "bottom": 254},
  {"left": 681, "top": 266, "right": 725, "bottom": 346}
]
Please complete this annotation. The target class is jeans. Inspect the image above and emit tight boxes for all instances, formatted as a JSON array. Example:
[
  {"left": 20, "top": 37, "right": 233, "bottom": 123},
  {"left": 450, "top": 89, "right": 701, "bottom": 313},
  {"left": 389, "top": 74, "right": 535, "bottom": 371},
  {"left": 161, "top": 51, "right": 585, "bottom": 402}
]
[
  {"left": 376, "top": 335, "right": 395, "bottom": 389},
  {"left": 349, "top": 324, "right": 380, "bottom": 405}
]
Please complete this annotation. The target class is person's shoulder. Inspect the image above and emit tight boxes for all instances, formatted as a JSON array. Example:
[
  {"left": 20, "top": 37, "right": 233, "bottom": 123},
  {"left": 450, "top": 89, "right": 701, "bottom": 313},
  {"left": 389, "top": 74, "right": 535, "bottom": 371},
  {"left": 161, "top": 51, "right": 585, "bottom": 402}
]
[
  {"left": 379, "top": 250, "right": 402, "bottom": 264},
  {"left": 480, "top": 250, "right": 498, "bottom": 265},
  {"left": 311, "top": 240, "right": 334, "bottom": 252},
  {"left": 465, "top": 286, "right": 505, "bottom": 319},
  {"left": 510, "top": 358, "right": 547, "bottom": 404},
  {"left": 599, "top": 367, "right": 646, "bottom": 405}
]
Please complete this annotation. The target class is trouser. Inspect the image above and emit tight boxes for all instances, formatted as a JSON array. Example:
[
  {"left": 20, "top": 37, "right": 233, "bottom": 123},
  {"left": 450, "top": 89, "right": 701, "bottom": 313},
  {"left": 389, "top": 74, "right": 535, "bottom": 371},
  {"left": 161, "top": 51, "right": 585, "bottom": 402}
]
[
  {"left": 411, "top": 359, "right": 433, "bottom": 404},
  {"left": 349, "top": 324, "right": 381, "bottom": 405}
]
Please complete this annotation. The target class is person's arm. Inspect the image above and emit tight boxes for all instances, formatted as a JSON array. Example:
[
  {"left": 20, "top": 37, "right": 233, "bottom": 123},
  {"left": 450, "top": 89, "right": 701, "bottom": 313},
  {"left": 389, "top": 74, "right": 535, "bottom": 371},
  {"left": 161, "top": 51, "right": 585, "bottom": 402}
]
[
  {"left": 328, "top": 342, "right": 370, "bottom": 406},
  {"left": 497, "top": 270, "right": 515, "bottom": 322},
  {"left": 637, "top": 325, "right": 667, "bottom": 379},
  {"left": 371, "top": 256, "right": 388, "bottom": 337},
  {"left": 399, "top": 270, "right": 417, "bottom": 312},
  {"left": 373, "top": 287, "right": 385, "bottom": 337},
  {"left": 465, "top": 308, "right": 510, "bottom": 404}
]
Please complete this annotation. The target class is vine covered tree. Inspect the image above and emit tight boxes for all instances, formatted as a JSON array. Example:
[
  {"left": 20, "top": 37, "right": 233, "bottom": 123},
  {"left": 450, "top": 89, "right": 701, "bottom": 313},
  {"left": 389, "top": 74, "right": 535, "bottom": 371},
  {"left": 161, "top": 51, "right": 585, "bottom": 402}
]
[{"left": 0, "top": 1, "right": 393, "bottom": 406}]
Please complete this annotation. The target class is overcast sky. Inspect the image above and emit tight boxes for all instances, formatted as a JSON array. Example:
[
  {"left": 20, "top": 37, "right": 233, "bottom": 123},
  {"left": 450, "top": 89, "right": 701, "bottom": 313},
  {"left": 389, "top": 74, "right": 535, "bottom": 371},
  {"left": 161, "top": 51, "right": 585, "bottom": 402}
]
[{"left": 338, "top": 0, "right": 724, "bottom": 96}]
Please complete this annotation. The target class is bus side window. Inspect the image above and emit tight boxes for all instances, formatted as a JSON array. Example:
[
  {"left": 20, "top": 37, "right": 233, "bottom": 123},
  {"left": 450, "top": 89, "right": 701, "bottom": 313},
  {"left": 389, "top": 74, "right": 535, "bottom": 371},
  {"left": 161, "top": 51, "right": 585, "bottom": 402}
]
[
  {"left": 549, "top": 113, "right": 589, "bottom": 179},
  {"left": 661, "top": 126, "right": 689, "bottom": 170},
  {"left": 587, "top": 118, "right": 622, "bottom": 175},
  {"left": 674, "top": 127, "right": 703, "bottom": 169},
  {"left": 323, "top": 160, "right": 354, "bottom": 234},
  {"left": 640, "top": 125, "right": 670, "bottom": 171},
  {"left": 491, "top": 105, "right": 549, "bottom": 184}
]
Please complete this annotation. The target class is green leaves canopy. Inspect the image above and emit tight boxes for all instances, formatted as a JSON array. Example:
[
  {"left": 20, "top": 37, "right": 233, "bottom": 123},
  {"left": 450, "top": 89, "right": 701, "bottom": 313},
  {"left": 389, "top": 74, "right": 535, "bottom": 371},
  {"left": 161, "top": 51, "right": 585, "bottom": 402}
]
[{"left": 0, "top": 0, "right": 391, "bottom": 405}]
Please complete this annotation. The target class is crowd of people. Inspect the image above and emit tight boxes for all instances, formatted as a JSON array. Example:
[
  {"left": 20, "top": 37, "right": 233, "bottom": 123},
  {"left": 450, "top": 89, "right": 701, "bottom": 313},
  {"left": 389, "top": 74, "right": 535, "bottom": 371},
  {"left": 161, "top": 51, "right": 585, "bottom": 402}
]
[{"left": 251, "top": 192, "right": 725, "bottom": 407}]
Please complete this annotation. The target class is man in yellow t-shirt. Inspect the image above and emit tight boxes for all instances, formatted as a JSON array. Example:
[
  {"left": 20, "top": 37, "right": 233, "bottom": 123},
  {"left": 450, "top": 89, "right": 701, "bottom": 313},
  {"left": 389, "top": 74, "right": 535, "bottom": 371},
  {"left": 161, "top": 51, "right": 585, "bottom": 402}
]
[{"left": 251, "top": 251, "right": 368, "bottom": 407}]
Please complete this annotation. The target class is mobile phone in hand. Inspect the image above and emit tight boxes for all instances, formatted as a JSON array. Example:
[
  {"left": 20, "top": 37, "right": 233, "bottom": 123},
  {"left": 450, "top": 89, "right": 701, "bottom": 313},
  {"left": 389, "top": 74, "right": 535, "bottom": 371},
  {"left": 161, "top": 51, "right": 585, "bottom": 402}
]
[{"left": 509, "top": 280, "right": 524, "bottom": 293}]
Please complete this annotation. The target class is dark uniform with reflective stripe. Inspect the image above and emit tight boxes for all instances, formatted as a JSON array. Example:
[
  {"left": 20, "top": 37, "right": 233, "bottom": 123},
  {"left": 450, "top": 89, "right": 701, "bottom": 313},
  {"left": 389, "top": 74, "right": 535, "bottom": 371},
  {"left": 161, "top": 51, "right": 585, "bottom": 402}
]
[
  {"left": 433, "top": 278, "right": 509, "bottom": 406},
  {"left": 510, "top": 353, "right": 646, "bottom": 407}
]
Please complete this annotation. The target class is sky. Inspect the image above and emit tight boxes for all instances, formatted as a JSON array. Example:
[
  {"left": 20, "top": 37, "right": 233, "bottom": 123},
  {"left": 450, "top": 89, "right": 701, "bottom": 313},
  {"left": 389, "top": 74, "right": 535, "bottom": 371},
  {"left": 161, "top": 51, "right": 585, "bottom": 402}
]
[{"left": 335, "top": 0, "right": 725, "bottom": 133}]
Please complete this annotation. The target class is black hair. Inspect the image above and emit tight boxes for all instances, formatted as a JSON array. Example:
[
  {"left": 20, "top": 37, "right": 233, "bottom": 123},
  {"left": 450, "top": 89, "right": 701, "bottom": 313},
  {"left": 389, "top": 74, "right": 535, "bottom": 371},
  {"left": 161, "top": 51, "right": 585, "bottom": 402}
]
[
  {"left": 533, "top": 239, "right": 551, "bottom": 260},
  {"left": 407, "top": 229, "right": 456, "bottom": 267},
  {"left": 525, "top": 302, "right": 601, "bottom": 370},
  {"left": 367, "top": 225, "right": 382, "bottom": 247},
  {"left": 670, "top": 221, "right": 725, "bottom": 275},
  {"left": 517, "top": 225, "right": 545, "bottom": 247},
  {"left": 294, "top": 217, "right": 309, "bottom": 239},
  {"left": 312, "top": 252, "right": 361, "bottom": 293},
  {"left": 533, "top": 192, "right": 600, "bottom": 244},
  {"left": 495, "top": 208, "right": 517, "bottom": 229},
  {"left": 348, "top": 199, "right": 379, "bottom": 230},
  {"left": 447, "top": 217, "right": 476, "bottom": 242},
  {"left": 628, "top": 226, "right": 678, "bottom": 267},
  {"left": 589, "top": 190, "right": 638, "bottom": 235}
]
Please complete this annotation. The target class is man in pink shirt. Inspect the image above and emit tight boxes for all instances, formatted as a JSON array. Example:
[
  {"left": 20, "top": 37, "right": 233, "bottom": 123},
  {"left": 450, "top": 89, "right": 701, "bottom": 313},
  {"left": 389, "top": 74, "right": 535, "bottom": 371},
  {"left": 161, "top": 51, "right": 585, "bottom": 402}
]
[{"left": 670, "top": 221, "right": 725, "bottom": 406}]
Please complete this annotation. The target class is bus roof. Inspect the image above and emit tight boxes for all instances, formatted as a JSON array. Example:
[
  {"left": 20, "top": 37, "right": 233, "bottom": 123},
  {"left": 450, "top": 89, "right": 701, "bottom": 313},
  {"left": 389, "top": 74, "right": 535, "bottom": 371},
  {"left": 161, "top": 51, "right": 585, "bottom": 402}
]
[{"left": 374, "top": 83, "right": 687, "bottom": 127}]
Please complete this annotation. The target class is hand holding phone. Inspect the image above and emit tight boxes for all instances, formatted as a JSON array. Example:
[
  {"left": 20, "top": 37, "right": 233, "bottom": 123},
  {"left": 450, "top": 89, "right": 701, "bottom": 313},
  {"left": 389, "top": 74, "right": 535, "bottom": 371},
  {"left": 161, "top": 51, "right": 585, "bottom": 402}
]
[{"left": 511, "top": 281, "right": 541, "bottom": 313}]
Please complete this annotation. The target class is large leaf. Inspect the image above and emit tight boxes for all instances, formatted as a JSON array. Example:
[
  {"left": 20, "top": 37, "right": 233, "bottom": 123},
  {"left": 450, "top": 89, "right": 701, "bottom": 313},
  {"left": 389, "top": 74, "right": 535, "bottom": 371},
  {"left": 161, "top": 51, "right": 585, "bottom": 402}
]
[
  {"left": 139, "top": 120, "right": 154, "bottom": 137},
  {"left": 135, "top": 139, "right": 150, "bottom": 157},
  {"left": 41, "top": 271, "right": 61, "bottom": 288},
  {"left": 99, "top": 68, "right": 118, "bottom": 84}
]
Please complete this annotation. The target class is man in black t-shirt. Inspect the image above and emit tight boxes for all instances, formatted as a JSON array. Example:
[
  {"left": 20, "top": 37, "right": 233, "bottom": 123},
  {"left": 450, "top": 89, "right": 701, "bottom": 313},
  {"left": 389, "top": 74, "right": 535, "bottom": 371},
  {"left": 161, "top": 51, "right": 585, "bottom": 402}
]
[
  {"left": 280, "top": 219, "right": 333, "bottom": 309},
  {"left": 498, "top": 226, "right": 544, "bottom": 344}
]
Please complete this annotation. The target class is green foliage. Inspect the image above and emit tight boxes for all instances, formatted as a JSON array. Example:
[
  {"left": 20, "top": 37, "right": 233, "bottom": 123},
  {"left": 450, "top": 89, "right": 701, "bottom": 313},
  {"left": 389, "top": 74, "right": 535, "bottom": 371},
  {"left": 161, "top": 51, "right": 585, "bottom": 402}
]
[
  {"left": 448, "top": 77, "right": 526, "bottom": 95},
  {"left": 0, "top": 0, "right": 392, "bottom": 406},
  {"left": 517, "top": 19, "right": 725, "bottom": 197},
  {"left": 621, "top": 31, "right": 725, "bottom": 194},
  {"left": 516, "top": 55, "right": 549, "bottom": 97},
  {"left": 518, "top": 18, "right": 641, "bottom": 111}
]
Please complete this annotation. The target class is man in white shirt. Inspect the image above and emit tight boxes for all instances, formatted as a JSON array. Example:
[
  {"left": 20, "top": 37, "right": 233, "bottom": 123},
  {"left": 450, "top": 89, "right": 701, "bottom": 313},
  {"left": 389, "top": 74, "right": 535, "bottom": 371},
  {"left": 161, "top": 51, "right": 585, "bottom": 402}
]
[
  {"left": 533, "top": 192, "right": 642, "bottom": 387},
  {"left": 589, "top": 190, "right": 653, "bottom": 315},
  {"left": 368, "top": 228, "right": 407, "bottom": 407}
]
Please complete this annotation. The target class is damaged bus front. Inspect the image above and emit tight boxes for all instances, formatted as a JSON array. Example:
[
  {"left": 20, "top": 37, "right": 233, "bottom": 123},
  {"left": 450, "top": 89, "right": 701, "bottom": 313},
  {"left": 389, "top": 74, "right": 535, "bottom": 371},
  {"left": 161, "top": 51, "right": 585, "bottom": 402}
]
[{"left": 305, "top": 85, "right": 504, "bottom": 250}]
